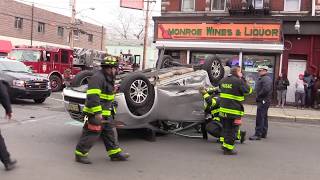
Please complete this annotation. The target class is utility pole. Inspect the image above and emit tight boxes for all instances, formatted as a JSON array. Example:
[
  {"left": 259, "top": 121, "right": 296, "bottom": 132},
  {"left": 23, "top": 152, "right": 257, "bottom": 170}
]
[
  {"left": 142, "top": 1, "right": 156, "bottom": 70},
  {"left": 30, "top": 3, "right": 34, "bottom": 46},
  {"left": 101, "top": 26, "right": 104, "bottom": 51},
  {"left": 69, "top": 0, "right": 76, "bottom": 48}
]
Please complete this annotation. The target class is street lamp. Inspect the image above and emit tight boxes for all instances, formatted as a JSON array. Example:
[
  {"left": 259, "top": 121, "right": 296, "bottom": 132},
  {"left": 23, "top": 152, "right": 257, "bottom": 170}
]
[{"left": 76, "top": 7, "right": 95, "bottom": 15}]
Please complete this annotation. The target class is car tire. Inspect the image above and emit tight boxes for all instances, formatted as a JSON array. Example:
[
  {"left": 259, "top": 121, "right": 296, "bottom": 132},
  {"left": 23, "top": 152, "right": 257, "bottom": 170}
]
[
  {"left": 157, "top": 55, "right": 175, "bottom": 69},
  {"left": 34, "top": 98, "right": 46, "bottom": 104},
  {"left": 120, "top": 73, "right": 155, "bottom": 115},
  {"left": 203, "top": 56, "right": 225, "bottom": 85},
  {"left": 49, "top": 75, "right": 62, "bottom": 92},
  {"left": 71, "top": 70, "right": 95, "bottom": 87}
]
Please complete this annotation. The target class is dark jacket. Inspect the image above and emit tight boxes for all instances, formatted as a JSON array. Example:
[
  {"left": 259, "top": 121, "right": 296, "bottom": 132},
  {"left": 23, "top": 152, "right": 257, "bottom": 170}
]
[
  {"left": 83, "top": 70, "right": 116, "bottom": 118},
  {"left": 0, "top": 80, "right": 12, "bottom": 114},
  {"left": 256, "top": 74, "right": 273, "bottom": 103},
  {"left": 219, "top": 75, "right": 252, "bottom": 119},
  {"left": 275, "top": 78, "right": 290, "bottom": 91},
  {"left": 304, "top": 74, "right": 314, "bottom": 89}
]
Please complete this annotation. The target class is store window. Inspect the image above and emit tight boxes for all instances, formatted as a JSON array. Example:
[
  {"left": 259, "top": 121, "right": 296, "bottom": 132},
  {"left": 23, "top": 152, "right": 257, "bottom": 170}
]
[
  {"left": 212, "top": 0, "right": 226, "bottom": 11},
  {"left": 14, "top": 17, "right": 23, "bottom": 29},
  {"left": 242, "top": 54, "right": 275, "bottom": 92},
  {"left": 88, "top": 34, "right": 93, "bottom": 42},
  {"left": 74, "top": 30, "right": 80, "bottom": 40},
  {"left": 284, "top": 0, "right": 300, "bottom": 11},
  {"left": 181, "top": 0, "right": 195, "bottom": 11},
  {"left": 57, "top": 27, "right": 64, "bottom": 37},
  {"left": 191, "top": 52, "right": 239, "bottom": 66},
  {"left": 38, "top": 22, "right": 45, "bottom": 33},
  {"left": 252, "top": 0, "right": 264, "bottom": 9},
  {"left": 165, "top": 50, "right": 181, "bottom": 59}
]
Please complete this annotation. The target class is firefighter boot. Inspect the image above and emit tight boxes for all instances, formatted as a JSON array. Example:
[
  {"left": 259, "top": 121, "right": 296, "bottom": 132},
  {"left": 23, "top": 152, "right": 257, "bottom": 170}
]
[
  {"left": 4, "top": 159, "right": 17, "bottom": 171},
  {"left": 75, "top": 155, "right": 92, "bottom": 164},
  {"left": 110, "top": 152, "right": 130, "bottom": 161},
  {"left": 222, "top": 147, "right": 238, "bottom": 155},
  {"left": 240, "top": 131, "right": 246, "bottom": 144}
]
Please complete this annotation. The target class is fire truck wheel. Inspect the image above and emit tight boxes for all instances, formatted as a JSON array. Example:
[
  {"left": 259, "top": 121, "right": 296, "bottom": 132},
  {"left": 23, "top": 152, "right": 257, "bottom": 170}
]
[
  {"left": 203, "top": 56, "right": 225, "bottom": 85},
  {"left": 50, "top": 75, "right": 62, "bottom": 92},
  {"left": 34, "top": 98, "right": 46, "bottom": 104}
]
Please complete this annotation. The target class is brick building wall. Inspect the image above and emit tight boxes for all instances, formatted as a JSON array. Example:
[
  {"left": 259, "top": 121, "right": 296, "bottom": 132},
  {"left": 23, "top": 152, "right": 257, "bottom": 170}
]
[
  {"left": 162, "top": 0, "right": 313, "bottom": 13},
  {"left": 0, "top": 0, "right": 105, "bottom": 50}
]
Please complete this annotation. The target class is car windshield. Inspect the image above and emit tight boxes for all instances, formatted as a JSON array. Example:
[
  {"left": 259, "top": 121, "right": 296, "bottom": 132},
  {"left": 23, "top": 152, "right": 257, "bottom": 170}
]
[
  {"left": 0, "top": 60, "right": 30, "bottom": 73},
  {"left": 8, "top": 49, "right": 41, "bottom": 62}
]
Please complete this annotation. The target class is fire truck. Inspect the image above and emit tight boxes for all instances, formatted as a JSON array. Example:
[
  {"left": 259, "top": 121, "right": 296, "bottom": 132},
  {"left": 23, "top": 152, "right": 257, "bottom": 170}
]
[{"left": 7, "top": 45, "right": 81, "bottom": 92}]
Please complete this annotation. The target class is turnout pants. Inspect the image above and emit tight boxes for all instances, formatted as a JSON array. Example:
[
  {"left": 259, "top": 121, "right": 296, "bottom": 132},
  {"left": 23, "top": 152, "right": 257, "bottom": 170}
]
[
  {"left": 255, "top": 101, "right": 270, "bottom": 137},
  {"left": 221, "top": 117, "right": 238, "bottom": 151},
  {"left": 206, "top": 120, "right": 242, "bottom": 142},
  {"left": 0, "top": 130, "right": 10, "bottom": 165},
  {"left": 75, "top": 115, "right": 121, "bottom": 157}
]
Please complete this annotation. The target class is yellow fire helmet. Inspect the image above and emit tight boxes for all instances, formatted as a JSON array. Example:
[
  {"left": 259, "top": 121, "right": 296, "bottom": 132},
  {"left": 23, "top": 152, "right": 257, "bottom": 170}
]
[{"left": 101, "top": 56, "right": 118, "bottom": 67}]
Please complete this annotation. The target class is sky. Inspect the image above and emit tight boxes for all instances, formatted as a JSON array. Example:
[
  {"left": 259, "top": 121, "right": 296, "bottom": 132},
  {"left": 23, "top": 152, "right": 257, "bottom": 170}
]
[{"left": 15, "top": 0, "right": 162, "bottom": 40}]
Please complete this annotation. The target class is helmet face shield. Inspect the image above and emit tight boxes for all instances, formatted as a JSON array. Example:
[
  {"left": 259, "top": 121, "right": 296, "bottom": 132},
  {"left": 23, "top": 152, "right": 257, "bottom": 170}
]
[{"left": 101, "top": 56, "right": 118, "bottom": 68}]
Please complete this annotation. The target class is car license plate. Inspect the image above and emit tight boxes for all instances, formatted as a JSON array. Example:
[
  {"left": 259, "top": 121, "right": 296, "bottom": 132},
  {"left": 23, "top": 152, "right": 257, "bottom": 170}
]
[{"left": 68, "top": 103, "right": 80, "bottom": 112}]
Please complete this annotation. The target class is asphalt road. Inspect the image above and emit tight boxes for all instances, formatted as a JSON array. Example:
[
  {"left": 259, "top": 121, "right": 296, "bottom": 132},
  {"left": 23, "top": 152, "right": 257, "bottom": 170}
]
[{"left": 0, "top": 93, "right": 320, "bottom": 180}]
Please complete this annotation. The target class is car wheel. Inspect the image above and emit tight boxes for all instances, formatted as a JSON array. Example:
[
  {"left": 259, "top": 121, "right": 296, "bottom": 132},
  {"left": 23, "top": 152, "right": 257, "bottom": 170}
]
[
  {"left": 120, "top": 73, "right": 155, "bottom": 115},
  {"left": 34, "top": 98, "right": 46, "bottom": 104},
  {"left": 71, "top": 70, "right": 95, "bottom": 87},
  {"left": 203, "top": 56, "right": 225, "bottom": 85},
  {"left": 50, "top": 75, "right": 62, "bottom": 92},
  {"left": 157, "top": 55, "right": 175, "bottom": 69}
]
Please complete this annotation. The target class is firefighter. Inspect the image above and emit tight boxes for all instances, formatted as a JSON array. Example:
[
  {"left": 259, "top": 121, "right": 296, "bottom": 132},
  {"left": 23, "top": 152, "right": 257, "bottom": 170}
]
[
  {"left": 0, "top": 80, "right": 17, "bottom": 171},
  {"left": 75, "top": 56, "right": 129, "bottom": 164},
  {"left": 199, "top": 86, "right": 246, "bottom": 144},
  {"left": 219, "top": 66, "right": 252, "bottom": 155}
]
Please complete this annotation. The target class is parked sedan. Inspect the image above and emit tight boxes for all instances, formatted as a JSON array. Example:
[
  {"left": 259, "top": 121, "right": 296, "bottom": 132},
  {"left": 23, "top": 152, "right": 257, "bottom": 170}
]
[{"left": 0, "top": 58, "right": 51, "bottom": 103}]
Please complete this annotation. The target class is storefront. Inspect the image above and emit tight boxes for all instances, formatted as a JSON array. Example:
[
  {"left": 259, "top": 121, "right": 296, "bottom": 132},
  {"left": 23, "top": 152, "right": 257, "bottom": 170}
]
[
  {"left": 153, "top": 17, "right": 284, "bottom": 102},
  {"left": 281, "top": 17, "right": 320, "bottom": 104}
]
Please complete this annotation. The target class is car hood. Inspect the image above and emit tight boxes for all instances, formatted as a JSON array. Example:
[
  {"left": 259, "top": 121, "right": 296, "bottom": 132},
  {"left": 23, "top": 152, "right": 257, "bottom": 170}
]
[
  {"left": 1, "top": 71, "right": 47, "bottom": 81},
  {"left": 71, "top": 85, "right": 88, "bottom": 93}
]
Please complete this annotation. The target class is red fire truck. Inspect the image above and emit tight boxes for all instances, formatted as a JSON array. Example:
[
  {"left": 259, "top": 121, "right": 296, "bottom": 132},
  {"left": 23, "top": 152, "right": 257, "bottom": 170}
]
[{"left": 7, "top": 45, "right": 81, "bottom": 92}]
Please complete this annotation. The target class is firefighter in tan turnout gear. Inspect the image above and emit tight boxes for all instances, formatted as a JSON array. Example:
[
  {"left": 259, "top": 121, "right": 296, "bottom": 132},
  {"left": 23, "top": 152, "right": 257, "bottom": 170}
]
[
  {"left": 219, "top": 66, "right": 252, "bottom": 155},
  {"left": 75, "top": 56, "right": 129, "bottom": 164}
]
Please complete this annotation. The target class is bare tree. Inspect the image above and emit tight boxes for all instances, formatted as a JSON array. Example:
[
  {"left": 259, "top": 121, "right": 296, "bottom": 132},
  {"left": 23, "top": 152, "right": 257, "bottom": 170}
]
[
  {"left": 133, "top": 24, "right": 144, "bottom": 40},
  {"left": 110, "top": 11, "right": 144, "bottom": 40}
]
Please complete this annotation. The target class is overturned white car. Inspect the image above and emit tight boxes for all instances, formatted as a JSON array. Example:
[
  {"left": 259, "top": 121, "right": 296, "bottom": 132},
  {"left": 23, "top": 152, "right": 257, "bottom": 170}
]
[{"left": 63, "top": 53, "right": 226, "bottom": 136}]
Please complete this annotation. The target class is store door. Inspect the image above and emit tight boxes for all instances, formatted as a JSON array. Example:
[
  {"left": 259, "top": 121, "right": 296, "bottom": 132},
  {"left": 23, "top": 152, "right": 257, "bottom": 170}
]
[{"left": 287, "top": 60, "right": 307, "bottom": 103}]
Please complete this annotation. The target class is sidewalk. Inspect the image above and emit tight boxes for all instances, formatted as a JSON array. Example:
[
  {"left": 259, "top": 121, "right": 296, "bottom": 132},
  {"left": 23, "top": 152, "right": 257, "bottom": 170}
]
[{"left": 244, "top": 104, "right": 320, "bottom": 124}]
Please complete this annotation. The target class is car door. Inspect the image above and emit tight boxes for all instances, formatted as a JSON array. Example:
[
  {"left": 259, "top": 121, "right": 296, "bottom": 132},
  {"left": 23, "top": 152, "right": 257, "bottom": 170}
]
[
  {"left": 60, "top": 49, "right": 72, "bottom": 74},
  {"left": 157, "top": 73, "right": 208, "bottom": 122}
]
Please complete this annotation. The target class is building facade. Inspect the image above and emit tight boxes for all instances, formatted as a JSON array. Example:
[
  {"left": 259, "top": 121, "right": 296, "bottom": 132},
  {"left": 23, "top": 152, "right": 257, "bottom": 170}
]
[
  {"left": 154, "top": 0, "right": 320, "bottom": 103},
  {"left": 0, "top": 0, "right": 105, "bottom": 50}
]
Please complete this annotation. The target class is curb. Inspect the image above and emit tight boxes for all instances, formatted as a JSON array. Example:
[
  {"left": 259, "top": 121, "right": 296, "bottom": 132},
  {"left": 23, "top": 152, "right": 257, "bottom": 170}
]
[{"left": 244, "top": 114, "right": 320, "bottom": 125}]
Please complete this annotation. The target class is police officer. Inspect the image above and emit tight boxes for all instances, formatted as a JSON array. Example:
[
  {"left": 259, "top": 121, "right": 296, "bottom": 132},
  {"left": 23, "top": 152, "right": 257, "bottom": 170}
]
[
  {"left": 0, "top": 80, "right": 17, "bottom": 170},
  {"left": 249, "top": 66, "right": 273, "bottom": 140},
  {"left": 75, "top": 56, "right": 129, "bottom": 164},
  {"left": 200, "top": 86, "right": 246, "bottom": 144},
  {"left": 219, "top": 66, "right": 252, "bottom": 155}
]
